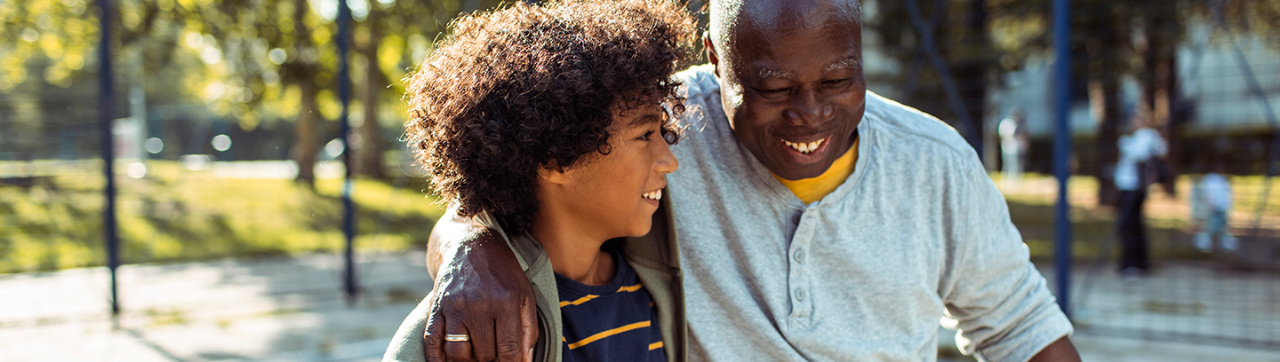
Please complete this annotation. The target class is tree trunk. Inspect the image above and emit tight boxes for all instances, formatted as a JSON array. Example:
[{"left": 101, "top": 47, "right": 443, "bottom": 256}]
[
  {"left": 1141, "top": 6, "right": 1177, "bottom": 195},
  {"left": 952, "top": 0, "right": 989, "bottom": 161},
  {"left": 294, "top": 82, "right": 319, "bottom": 186},
  {"left": 1143, "top": 5, "right": 1180, "bottom": 196},
  {"left": 291, "top": 0, "right": 318, "bottom": 187},
  {"left": 1086, "top": 0, "right": 1123, "bottom": 207},
  {"left": 355, "top": 10, "right": 385, "bottom": 179}
]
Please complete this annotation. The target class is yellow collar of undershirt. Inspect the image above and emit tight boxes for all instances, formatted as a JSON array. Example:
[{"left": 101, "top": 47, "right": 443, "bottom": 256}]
[{"left": 772, "top": 138, "right": 859, "bottom": 204}]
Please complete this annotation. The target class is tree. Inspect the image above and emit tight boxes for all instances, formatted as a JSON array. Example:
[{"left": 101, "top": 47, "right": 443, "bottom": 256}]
[
  {"left": 0, "top": 0, "right": 205, "bottom": 160},
  {"left": 867, "top": 0, "right": 994, "bottom": 160},
  {"left": 348, "top": 0, "right": 505, "bottom": 179},
  {"left": 874, "top": 0, "right": 1280, "bottom": 204}
]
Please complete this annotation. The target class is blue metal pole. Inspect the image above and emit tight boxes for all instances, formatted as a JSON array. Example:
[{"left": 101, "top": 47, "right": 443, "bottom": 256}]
[
  {"left": 96, "top": 0, "right": 121, "bottom": 318},
  {"left": 337, "top": 0, "right": 357, "bottom": 304},
  {"left": 1051, "top": 0, "right": 1072, "bottom": 318}
]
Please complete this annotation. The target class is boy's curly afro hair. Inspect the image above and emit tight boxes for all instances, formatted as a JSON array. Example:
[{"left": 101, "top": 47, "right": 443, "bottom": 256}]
[{"left": 404, "top": 0, "right": 696, "bottom": 234}]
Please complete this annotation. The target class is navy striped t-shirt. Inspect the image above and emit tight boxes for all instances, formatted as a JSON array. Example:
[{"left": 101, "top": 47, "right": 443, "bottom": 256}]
[{"left": 556, "top": 247, "right": 666, "bottom": 362}]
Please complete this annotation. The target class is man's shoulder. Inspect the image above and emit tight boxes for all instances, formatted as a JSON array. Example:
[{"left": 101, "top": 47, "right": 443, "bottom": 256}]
[
  {"left": 670, "top": 64, "right": 728, "bottom": 149},
  {"left": 675, "top": 64, "right": 718, "bottom": 95},
  {"left": 864, "top": 92, "right": 975, "bottom": 159}
]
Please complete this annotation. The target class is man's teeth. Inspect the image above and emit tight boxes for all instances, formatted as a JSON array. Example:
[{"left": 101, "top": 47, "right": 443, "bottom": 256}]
[
  {"left": 783, "top": 139, "right": 825, "bottom": 154},
  {"left": 642, "top": 190, "right": 662, "bottom": 201}
]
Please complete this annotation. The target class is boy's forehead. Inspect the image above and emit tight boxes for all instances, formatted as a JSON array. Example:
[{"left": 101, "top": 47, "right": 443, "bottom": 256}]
[{"left": 614, "top": 103, "right": 666, "bottom": 126}]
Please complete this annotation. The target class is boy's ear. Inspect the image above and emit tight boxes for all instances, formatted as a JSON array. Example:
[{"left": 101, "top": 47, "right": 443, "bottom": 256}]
[{"left": 537, "top": 161, "right": 569, "bottom": 185}]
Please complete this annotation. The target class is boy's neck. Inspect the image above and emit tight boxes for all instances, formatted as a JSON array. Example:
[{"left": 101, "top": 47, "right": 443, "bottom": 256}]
[{"left": 528, "top": 210, "right": 616, "bottom": 286}]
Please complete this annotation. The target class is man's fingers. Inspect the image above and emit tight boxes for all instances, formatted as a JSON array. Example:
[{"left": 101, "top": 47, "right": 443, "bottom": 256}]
[
  {"left": 520, "top": 296, "right": 539, "bottom": 362},
  {"left": 423, "top": 295, "right": 449, "bottom": 362},
  {"left": 467, "top": 313, "right": 498, "bottom": 362},
  {"left": 443, "top": 314, "right": 475, "bottom": 362},
  {"left": 493, "top": 296, "right": 528, "bottom": 362}
]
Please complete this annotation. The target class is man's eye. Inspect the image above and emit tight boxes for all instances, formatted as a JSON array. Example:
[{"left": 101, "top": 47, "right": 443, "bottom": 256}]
[
  {"left": 755, "top": 87, "right": 790, "bottom": 96},
  {"left": 638, "top": 131, "right": 655, "bottom": 141},
  {"left": 823, "top": 79, "right": 852, "bottom": 88}
]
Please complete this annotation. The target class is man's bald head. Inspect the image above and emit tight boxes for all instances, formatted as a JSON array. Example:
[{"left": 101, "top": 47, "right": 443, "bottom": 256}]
[
  {"left": 708, "top": 0, "right": 861, "bottom": 55},
  {"left": 701, "top": 0, "right": 867, "bottom": 180}
]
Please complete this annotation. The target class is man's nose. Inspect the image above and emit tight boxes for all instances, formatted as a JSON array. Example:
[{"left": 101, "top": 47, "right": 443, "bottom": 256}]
[{"left": 784, "top": 88, "right": 833, "bottom": 126}]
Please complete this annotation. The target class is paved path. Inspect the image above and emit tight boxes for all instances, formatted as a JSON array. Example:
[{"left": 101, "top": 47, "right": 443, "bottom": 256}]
[
  {"left": 3, "top": 252, "right": 1278, "bottom": 361},
  {"left": 1062, "top": 262, "right": 1280, "bottom": 345},
  {"left": 1, "top": 252, "right": 432, "bottom": 362}
]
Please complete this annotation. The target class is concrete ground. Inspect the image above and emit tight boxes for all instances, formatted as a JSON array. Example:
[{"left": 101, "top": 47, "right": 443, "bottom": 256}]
[
  {"left": 2, "top": 252, "right": 1277, "bottom": 362},
  {"left": 0, "top": 252, "right": 432, "bottom": 362}
]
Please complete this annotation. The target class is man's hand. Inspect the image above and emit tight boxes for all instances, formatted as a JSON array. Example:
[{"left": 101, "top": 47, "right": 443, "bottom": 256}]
[
  {"left": 423, "top": 208, "right": 538, "bottom": 362},
  {"left": 1028, "top": 337, "right": 1081, "bottom": 362}
]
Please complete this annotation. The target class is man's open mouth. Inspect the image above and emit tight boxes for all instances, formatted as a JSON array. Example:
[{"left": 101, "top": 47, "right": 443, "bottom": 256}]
[{"left": 781, "top": 137, "right": 827, "bottom": 154}]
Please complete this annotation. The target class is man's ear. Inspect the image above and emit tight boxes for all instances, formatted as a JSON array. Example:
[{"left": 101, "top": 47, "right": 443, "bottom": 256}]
[{"left": 704, "top": 32, "right": 721, "bottom": 77}]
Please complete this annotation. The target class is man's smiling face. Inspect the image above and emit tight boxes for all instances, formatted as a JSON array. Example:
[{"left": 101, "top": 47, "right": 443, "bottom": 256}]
[{"left": 708, "top": 0, "right": 866, "bottom": 180}]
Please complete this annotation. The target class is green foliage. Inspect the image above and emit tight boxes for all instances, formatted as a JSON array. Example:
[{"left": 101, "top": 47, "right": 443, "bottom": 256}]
[
  {"left": 0, "top": 0, "right": 101, "bottom": 91},
  {"left": 0, "top": 161, "right": 444, "bottom": 274}
]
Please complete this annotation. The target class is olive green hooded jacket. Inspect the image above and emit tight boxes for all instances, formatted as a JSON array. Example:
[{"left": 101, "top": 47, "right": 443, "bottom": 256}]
[{"left": 383, "top": 196, "right": 686, "bottom": 362}]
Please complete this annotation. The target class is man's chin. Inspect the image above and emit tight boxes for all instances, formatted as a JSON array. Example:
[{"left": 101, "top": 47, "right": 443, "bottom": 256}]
[{"left": 768, "top": 161, "right": 832, "bottom": 181}]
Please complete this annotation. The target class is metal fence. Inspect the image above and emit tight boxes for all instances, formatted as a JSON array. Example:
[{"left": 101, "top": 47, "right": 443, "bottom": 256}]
[
  {"left": 1, "top": 2, "right": 442, "bottom": 359},
  {"left": 867, "top": 0, "right": 1280, "bottom": 349},
  {"left": 2, "top": 0, "right": 1279, "bottom": 358}
]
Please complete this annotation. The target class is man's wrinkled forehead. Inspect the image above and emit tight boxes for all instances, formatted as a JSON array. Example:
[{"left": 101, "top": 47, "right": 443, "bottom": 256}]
[
  {"left": 752, "top": 56, "right": 861, "bottom": 81},
  {"left": 710, "top": 0, "right": 861, "bottom": 49}
]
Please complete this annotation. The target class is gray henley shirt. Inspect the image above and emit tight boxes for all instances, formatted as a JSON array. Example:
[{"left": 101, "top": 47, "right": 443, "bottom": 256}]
[{"left": 668, "top": 65, "right": 1072, "bottom": 362}]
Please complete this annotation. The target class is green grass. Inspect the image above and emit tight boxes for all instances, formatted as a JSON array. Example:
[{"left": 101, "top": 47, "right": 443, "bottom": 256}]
[
  {"left": 0, "top": 161, "right": 444, "bottom": 274},
  {"left": 997, "top": 172, "right": 1280, "bottom": 262},
  {"left": 1009, "top": 200, "right": 1197, "bottom": 262},
  {"left": 6, "top": 163, "right": 1277, "bottom": 272}
]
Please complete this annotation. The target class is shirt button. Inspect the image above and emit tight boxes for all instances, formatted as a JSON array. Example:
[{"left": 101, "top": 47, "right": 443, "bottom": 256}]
[
  {"left": 793, "top": 249, "right": 805, "bottom": 263},
  {"left": 794, "top": 288, "right": 806, "bottom": 302}
]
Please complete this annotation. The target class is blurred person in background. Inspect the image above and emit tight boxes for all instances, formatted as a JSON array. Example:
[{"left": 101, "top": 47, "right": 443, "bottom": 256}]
[
  {"left": 1114, "top": 107, "right": 1168, "bottom": 276},
  {"left": 1192, "top": 161, "right": 1237, "bottom": 252},
  {"left": 998, "top": 109, "right": 1028, "bottom": 186},
  {"left": 382, "top": 0, "right": 695, "bottom": 361}
]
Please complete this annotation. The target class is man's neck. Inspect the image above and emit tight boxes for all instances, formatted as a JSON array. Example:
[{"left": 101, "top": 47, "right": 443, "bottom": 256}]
[
  {"left": 528, "top": 208, "right": 616, "bottom": 286},
  {"left": 772, "top": 138, "right": 860, "bottom": 204}
]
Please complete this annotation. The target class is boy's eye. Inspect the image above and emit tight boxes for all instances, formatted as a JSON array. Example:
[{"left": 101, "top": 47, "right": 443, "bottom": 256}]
[{"left": 638, "top": 130, "right": 656, "bottom": 141}]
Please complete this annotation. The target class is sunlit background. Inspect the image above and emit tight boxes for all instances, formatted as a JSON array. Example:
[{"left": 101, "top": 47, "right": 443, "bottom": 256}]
[{"left": 1, "top": 0, "right": 1278, "bottom": 361}]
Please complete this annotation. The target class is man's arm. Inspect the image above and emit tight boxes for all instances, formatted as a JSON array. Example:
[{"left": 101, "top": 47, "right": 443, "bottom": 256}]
[
  {"left": 941, "top": 156, "right": 1077, "bottom": 362},
  {"left": 1029, "top": 337, "right": 1080, "bottom": 362},
  {"left": 420, "top": 207, "right": 538, "bottom": 362}
]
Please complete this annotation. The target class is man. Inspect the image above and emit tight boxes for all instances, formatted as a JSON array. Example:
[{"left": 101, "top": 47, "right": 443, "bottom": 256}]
[
  {"left": 998, "top": 110, "right": 1028, "bottom": 186},
  {"left": 1114, "top": 110, "right": 1167, "bottom": 274},
  {"left": 414, "top": 0, "right": 1080, "bottom": 360}
]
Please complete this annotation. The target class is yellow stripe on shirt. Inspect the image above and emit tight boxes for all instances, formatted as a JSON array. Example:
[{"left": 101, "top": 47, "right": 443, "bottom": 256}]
[
  {"left": 559, "top": 294, "right": 599, "bottom": 307},
  {"left": 565, "top": 321, "right": 650, "bottom": 350},
  {"left": 648, "top": 341, "right": 664, "bottom": 351},
  {"left": 616, "top": 284, "right": 642, "bottom": 293},
  {"left": 560, "top": 285, "right": 643, "bottom": 308}
]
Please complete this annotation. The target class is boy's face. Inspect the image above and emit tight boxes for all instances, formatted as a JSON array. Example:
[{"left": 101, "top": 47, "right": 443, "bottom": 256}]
[{"left": 540, "top": 103, "right": 679, "bottom": 239}]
